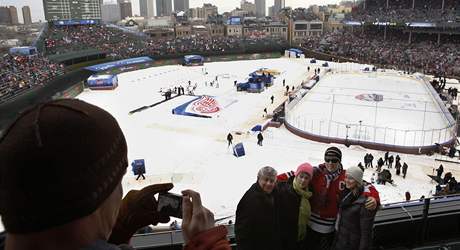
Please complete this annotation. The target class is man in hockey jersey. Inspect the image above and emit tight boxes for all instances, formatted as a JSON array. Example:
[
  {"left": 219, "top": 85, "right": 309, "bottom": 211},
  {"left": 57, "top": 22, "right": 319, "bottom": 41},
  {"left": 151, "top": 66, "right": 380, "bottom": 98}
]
[{"left": 277, "top": 147, "right": 380, "bottom": 250}]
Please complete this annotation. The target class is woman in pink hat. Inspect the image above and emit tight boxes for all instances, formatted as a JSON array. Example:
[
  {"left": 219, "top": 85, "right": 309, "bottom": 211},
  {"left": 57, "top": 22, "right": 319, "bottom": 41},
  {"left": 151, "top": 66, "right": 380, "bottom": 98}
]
[{"left": 277, "top": 163, "right": 314, "bottom": 250}]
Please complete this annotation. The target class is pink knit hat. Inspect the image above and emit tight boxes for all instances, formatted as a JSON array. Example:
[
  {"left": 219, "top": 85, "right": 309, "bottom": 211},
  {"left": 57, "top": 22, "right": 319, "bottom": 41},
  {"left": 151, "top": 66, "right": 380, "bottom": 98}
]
[{"left": 295, "top": 162, "right": 314, "bottom": 177}]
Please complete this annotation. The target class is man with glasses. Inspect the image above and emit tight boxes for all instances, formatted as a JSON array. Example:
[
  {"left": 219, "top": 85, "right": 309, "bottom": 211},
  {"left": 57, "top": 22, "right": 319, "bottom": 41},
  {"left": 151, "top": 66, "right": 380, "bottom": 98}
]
[{"left": 308, "top": 147, "right": 380, "bottom": 250}]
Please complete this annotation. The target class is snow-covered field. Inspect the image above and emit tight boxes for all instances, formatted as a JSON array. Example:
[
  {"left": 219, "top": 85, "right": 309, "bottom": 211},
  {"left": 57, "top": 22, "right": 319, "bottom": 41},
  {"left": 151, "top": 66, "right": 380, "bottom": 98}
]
[
  {"left": 18, "top": 58, "right": 460, "bottom": 230},
  {"left": 1, "top": 58, "right": 459, "bottom": 232}
]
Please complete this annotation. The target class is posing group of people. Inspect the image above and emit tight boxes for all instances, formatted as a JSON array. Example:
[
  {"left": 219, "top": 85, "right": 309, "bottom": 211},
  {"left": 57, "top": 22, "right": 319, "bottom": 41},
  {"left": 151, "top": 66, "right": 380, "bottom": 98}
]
[{"left": 236, "top": 147, "right": 380, "bottom": 250}]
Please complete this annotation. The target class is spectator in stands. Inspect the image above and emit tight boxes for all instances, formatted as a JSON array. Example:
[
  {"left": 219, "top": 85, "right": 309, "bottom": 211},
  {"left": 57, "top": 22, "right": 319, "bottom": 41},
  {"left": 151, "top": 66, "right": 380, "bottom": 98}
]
[
  {"left": 277, "top": 147, "right": 380, "bottom": 250},
  {"left": 0, "top": 99, "right": 230, "bottom": 250},
  {"left": 332, "top": 166, "right": 377, "bottom": 250},
  {"left": 235, "top": 166, "right": 281, "bottom": 250},
  {"left": 277, "top": 163, "right": 314, "bottom": 250},
  {"left": 0, "top": 54, "right": 63, "bottom": 102}
]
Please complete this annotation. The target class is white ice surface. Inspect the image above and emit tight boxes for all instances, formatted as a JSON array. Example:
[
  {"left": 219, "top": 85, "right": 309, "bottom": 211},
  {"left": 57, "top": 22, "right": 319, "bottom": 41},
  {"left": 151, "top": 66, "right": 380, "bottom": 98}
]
[{"left": 288, "top": 71, "right": 452, "bottom": 146}]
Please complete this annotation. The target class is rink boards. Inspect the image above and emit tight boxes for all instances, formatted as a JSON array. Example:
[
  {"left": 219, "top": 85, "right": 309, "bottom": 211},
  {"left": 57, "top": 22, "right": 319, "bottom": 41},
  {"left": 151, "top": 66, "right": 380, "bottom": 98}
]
[{"left": 286, "top": 71, "right": 456, "bottom": 152}]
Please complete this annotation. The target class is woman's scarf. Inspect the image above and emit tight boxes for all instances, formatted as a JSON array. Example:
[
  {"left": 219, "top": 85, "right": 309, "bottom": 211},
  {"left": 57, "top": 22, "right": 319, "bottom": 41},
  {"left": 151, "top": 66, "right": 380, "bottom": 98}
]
[{"left": 293, "top": 177, "right": 313, "bottom": 241}]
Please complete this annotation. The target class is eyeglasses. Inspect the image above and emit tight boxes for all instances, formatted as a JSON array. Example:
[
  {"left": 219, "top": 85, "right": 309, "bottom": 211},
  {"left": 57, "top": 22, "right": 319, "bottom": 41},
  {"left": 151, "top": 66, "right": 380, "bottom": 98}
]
[{"left": 325, "top": 158, "right": 339, "bottom": 164}]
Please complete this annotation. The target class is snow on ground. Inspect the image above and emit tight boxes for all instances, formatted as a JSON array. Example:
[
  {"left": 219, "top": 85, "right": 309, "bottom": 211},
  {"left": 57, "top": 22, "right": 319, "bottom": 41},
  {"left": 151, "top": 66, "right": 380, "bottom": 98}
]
[{"left": 76, "top": 58, "right": 460, "bottom": 222}]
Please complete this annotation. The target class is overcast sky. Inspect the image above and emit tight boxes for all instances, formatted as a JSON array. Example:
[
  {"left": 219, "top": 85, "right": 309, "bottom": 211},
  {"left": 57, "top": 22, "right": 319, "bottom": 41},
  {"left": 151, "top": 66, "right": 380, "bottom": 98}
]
[{"left": 0, "top": 0, "right": 341, "bottom": 23}]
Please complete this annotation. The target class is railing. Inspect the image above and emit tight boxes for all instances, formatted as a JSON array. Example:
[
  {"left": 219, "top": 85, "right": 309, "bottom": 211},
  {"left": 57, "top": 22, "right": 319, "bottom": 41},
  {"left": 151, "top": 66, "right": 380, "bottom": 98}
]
[
  {"left": 129, "top": 194, "right": 460, "bottom": 249},
  {"left": 285, "top": 114, "right": 456, "bottom": 147}
]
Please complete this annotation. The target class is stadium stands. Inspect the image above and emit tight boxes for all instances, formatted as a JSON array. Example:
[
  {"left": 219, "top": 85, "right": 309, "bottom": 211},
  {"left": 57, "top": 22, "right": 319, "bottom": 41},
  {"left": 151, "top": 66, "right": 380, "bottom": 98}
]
[
  {"left": 301, "top": 28, "right": 460, "bottom": 77},
  {"left": 346, "top": 0, "right": 459, "bottom": 23},
  {"left": 0, "top": 54, "right": 63, "bottom": 103},
  {"left": 43, "top": 24, "right": 288, "bottom": 60}
]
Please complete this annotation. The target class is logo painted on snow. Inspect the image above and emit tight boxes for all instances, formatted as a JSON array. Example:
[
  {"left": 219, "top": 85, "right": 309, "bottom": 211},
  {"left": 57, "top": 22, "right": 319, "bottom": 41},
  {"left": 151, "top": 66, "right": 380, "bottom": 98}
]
[
  {"left": 355, "top": 94, "right": 383, "bottom": 102},
  {"left": 192, "top": 96, "right": 220, "bottom": 114}
]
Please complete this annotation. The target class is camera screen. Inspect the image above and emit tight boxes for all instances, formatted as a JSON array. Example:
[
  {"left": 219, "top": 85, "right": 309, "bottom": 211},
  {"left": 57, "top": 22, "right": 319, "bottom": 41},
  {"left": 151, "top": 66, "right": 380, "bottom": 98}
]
[{"left": 157, "top": 193, "right": 183, "bottom": 219}]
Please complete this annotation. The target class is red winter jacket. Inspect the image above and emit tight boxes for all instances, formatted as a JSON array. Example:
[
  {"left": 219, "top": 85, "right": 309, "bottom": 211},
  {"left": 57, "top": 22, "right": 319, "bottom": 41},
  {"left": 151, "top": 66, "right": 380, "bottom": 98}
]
[{"left": 277, "top": 164, "right": 380, "bottom": 234}]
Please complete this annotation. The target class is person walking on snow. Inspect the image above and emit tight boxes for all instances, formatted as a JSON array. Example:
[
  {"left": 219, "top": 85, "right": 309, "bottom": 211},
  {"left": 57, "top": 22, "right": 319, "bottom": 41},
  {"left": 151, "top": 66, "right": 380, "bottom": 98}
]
[
  {"left": 402, "top": 162, "right": 409, "bottom": 179},
  {"left": 388, "top": 155, "right": 394, "bottom": 168},
  {"left": 227, "top": 133, "right": 233, "bottom": 147},
  {"left": 377, "top": 157, "right": 384, "bottom": 172},
  {"left": 271, "top": 95, "right": 274, "bottom": 104},
  {"left": 436, "top": 164, "right": 444, "bottom": 178},
  {"left": 257, "top": 132, "right": 264, "bottom": 146},
  {"left": 368, "top": 153, "right": 374, "bottom": 168},
  {"left": 395, "top": 161, "right": 402, "bottom": 176}
]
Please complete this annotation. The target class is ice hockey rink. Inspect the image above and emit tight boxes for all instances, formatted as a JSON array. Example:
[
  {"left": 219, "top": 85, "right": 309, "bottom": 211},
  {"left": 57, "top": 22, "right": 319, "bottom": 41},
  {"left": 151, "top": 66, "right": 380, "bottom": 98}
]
[
  {"left": 287, "top": 71, "right": 455, "bottom": 147},
  {"left": 72, "top": 57, "right": 459, "bottom": 223}
]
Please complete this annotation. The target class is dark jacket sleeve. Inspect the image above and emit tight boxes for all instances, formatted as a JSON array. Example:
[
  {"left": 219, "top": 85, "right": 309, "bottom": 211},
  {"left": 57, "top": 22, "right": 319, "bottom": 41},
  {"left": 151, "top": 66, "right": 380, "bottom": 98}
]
[
  {"left": 0, "top": 231, "right": 4, "bottom": 250},
  {"left": 235, "top": 190, "right": 255, "bottom": 249},
  {"left": 359, "top": 206, "right": 376, "bottom": 250}
]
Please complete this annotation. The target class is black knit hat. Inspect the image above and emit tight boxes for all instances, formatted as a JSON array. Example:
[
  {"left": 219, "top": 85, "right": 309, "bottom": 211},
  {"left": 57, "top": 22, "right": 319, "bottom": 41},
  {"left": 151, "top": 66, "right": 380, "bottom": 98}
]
[
  {"left": 0, "top": 99, "right": 128, "bottom": 233},
  {"left": 324, "top": 147, "right": 342, "bottom": 162}
]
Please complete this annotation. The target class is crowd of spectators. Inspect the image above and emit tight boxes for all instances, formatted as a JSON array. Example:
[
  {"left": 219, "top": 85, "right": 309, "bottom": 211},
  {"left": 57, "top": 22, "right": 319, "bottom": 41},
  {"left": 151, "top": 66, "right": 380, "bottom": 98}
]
[
  {"left": 346, "top": 0, "right": 459, "bottom": 23},
  {"left": 44, "top": 24, "right": 288, "bottom": 60},
  {"left": 0, "top": 54, "right": 63, "bottom": 103},
  {"left": 0, "top": 24, "right": 287, "bottom": 103},
  {"left": 348, "top": 8, "right": 457, "bottom": 23},
  {"left": 301, "top": 29, "right": 460, "bottom": 77}
]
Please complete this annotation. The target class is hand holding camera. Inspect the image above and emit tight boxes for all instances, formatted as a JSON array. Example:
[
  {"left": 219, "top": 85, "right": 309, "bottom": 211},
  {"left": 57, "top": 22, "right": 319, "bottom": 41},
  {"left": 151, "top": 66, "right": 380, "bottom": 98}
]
[
  {"left": 181, "top": 189, "right": 216, "bottom": 244},
  {"left": 109, "top": 183, "right": 174, "bottom": 244}
]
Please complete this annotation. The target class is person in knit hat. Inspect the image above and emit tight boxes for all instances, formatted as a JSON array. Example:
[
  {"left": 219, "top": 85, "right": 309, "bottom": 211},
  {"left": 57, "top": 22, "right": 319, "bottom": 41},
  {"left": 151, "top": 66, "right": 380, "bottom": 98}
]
[
  {"left": 0, "top": 99, "right": 230, "bottom": 250},
  {"left": 277, "top": 163, "right": 314, "bottom": 250},
  {"left": 332, "top": 166, "right": 377, "bottom": 250},
  {"left": 275, "top": 147, "right": 380, "bottom": 250}
]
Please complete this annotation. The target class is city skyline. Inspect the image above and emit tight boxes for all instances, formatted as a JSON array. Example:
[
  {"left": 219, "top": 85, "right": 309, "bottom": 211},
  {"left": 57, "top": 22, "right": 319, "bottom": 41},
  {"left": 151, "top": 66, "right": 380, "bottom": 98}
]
[{"left": 0, "top": 0, "right": 342, "bottom": 23}]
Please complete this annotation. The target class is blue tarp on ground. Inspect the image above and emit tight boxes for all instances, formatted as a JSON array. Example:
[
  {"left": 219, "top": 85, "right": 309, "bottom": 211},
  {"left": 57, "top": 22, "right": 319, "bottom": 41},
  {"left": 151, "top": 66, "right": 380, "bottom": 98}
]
[
  {"left": 131, "top": 159, "right": 146, "bottom": 175},
  {"left": 251, "top": 125, "right": 262, "bottom": 132},
  {"left": 233, "top": 143, "right": 246, "bottom": 157},
  {"left": 172, "top": 96, "right": 213, "bottom": 118}
]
